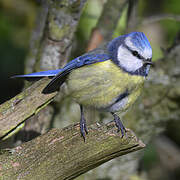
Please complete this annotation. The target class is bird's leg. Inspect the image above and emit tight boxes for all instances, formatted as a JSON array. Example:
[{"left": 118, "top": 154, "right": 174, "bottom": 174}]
[
  {"left": 80, "top": 105, "right": 88, "bottom": 141},
  {"left": 111, "top": 112, "right": 126, "bottom": 137}
]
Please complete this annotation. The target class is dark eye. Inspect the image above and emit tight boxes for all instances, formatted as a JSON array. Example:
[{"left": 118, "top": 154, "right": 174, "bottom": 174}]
[
  {"left": 132, "top": 50, "right": 143, "bottom": 59},
  {"left": 132, "top": 51, "right": 138, "bottom": 56}
]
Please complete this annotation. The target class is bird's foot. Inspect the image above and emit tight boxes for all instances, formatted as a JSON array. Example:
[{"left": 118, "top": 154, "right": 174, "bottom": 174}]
[
  {"left": 80, "top": 116, "right": 88, "bottom": 142},
  {"left": 111, "top": 113, "right": 127, "bottom": 137}
]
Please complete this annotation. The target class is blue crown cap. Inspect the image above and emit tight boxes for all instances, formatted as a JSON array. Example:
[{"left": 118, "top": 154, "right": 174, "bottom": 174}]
[{"left": 128, "top": 32, "right": 152, "bottom": 51}]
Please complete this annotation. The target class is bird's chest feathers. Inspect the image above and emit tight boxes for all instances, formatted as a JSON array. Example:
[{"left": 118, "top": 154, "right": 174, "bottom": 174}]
[{"left": 67, "top": 60, "right": 144, "bottom": 109}]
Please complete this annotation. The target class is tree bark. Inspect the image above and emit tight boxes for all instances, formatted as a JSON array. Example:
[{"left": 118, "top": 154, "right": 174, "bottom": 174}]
[
  {"left": 0, "top": 122, "right": 144, "bottom": 180},
  {"left": 0, "top": 78, "right": 56, "bottom": 141}
]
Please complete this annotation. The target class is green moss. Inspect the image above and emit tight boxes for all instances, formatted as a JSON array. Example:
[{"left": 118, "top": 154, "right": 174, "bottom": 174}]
[
  {"left": 0, "top": 92, "right": 25, "bottom": 114},
  {"left": 35, "top": 99, "right": 53, "bottom": 115},
  {"left": 48, "top": 14, "right": 71, "bottom": 41},
  {"left": 1, "top": 123, "right": 25, "bottom": 141}
]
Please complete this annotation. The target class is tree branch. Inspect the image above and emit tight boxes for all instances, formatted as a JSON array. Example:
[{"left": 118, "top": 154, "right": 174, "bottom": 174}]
[
  {"left": 87, "top": 0, "right": 128, "bottom": 51},
  {"left": 126, "top": 0, "right": 139, "bottom": 31},
  {"left": 0, "top": 78, "right": 57, "bottom": 140},
  {"left": 141, "top": 14, "right": 180, "bottom": 25},
  {"left": 0, "top": 122, "right": 145, "bottom": 179}
]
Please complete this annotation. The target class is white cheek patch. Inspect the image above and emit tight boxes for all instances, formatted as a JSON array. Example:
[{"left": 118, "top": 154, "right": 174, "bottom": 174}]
[
  {"left": 143, "top": 47, "right": 152, "bottom": 59},
  {"left": 117, "top": 46, "right": 143, "bottom": 72},
  {"left": 125, "top": 36, "right": 152, "bottom": 59}
]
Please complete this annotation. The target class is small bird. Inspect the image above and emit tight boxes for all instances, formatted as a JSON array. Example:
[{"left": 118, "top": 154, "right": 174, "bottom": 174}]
[{"left": 12, "top": 32, "right": 153, "bottom": 141}]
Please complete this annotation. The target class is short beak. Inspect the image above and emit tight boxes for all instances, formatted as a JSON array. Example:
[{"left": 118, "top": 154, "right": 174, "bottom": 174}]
[{"left": 143, "top": 59, "right": 154, "bottom": 66}]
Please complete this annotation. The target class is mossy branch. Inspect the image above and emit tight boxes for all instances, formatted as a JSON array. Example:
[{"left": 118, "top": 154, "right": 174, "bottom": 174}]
[
  {"left": 0, "top": 78, "right": 57, "bottom": 140},
  {"left": 0, "top": 122, "right": 145, "bottom": 180}
]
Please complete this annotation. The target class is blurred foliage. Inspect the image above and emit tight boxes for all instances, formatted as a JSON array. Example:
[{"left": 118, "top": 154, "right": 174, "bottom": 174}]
[
  {"left": 0, "top": 0, "right": 37, "bottom": 47},
  {"left": 166, "top": 119, "right": 180, "bottom": 146},
  {"left": 77, "top": 0, "right": 104, "bottom": 41},
  {"left": 0, "top": 0, "right": 38, "bottom": 103},
  {"left": 139, "top": 0, "right": 180, "bottom": 60},
  {"left": 74, "top": 0, "right": 105, "bottom": 57},
  {"left": 113, "top": 5, "right": 128, "bottom": 38},
  {"left": 140, "top": 143, "right": 159, "bottom": 170}
]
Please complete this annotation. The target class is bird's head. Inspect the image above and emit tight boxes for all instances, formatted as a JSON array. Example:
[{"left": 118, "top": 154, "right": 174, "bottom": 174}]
[{"left": 108, "top": 32, "right": 153, "bottom": 76}]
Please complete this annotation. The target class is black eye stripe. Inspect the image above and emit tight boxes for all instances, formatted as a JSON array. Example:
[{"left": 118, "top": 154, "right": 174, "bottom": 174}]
[
  {"left": 124, "top": 44, "right": 145, "bottom": 60},
  {"left": 132, "top": 50, "right": 142, "bottom": 59},
  {"left": 123, "top": 44, "right": 149, "bottom": 61}
]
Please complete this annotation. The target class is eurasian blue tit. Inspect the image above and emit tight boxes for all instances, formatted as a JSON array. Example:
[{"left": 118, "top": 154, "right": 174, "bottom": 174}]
[{"left": 13, "top": 32, "right": 153, "bottom": 141}]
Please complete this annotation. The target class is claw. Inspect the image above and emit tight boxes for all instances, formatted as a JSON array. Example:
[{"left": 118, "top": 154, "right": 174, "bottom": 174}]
[{"left": 111, "top": 112, "right": 126, "bottom": 138}]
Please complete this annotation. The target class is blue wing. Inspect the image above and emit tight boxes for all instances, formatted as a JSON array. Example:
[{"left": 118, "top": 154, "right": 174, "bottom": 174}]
[
  {"left": 42, "top": 53, "right": 110, "bottom": 93},
  {"left": 12, "top": 52, "right": 110, "bottom": 92}
]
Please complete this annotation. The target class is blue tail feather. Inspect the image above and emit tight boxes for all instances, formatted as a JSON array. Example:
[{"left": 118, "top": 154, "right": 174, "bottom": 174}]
[{"left": 11, "top": 69, "right": 62, "bottom": 78}]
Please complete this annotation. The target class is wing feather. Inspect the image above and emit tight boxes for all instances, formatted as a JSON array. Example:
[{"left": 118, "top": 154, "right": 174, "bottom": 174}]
[{"left": 42, "top": 53, "right": 110, "bottom": 94}]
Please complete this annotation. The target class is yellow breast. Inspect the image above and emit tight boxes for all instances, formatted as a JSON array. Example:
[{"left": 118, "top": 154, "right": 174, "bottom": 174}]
[{"left": 66, "top": 60, "right": 145, "bottom": 112}]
